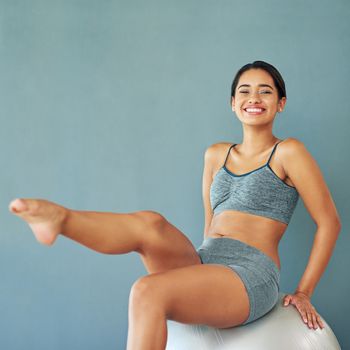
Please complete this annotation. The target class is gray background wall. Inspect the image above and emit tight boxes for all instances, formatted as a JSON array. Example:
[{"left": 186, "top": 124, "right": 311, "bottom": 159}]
[{"left": 1, "top": 0, "right": 349, "bottom": 349}]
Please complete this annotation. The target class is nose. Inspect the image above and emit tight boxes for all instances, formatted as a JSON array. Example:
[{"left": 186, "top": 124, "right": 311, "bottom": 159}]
[
  {"left": 248, "top": 91, "right": 261, "bottom": 104},
  {"left": 248, "top": 94, "right": 261, "bottom": 104}
]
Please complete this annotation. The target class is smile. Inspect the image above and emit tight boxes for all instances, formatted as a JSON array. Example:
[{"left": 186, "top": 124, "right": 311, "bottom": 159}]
[{"left": 244, "top": 108, "right": 265, "bottom": 113}]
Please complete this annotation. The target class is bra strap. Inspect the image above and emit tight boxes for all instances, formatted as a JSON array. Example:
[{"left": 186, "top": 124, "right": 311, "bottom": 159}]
[
  {"left": 223, "top": 144, "right": 237, "bottom": 167},
  {"left": 267, "top": 140, "right": 284, "bottom": 165}
]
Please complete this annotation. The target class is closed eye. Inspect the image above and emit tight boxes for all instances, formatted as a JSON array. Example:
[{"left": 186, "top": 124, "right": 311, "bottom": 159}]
[{"left": 238, "top": 90, "right": 272, "bottom": 94}]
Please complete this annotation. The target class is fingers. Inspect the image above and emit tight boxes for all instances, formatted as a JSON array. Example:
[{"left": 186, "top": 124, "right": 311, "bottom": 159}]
[
  {"left": 298, "top": 305, "right": 324, "bottom": 330},
  {"left": 300, "top": 308, "right": 308, "bottom": 323},
  {"left": 311, "top": 310, "right": 325, "bottom": 330},
  {"left": 283, "top": 294, "right": 292, "bottom": 306},
  {"left": 306, "top": 310, "right": 314, "bottom": 329},
  {"left": 283, "top": 294, "right": 325, "bottom": 330},
  {"left": 316, "top": 314, "right": 325, "bottom": 329},
  {"left": 311, "top": 312, "right": 318, "bottom": 328}
]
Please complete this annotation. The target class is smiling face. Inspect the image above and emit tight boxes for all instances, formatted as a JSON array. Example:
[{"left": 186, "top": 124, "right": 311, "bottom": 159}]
[{"left": 231, "top": 68, "right": 286, "bottom": 124}]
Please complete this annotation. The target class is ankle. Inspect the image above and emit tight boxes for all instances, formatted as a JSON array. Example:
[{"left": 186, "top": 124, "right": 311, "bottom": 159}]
[{"left": 60, "top": 206, "right": 71, "bottom": 234}]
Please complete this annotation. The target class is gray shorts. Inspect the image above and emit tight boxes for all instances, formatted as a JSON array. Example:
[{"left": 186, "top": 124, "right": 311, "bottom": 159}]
[{"left": 196, "top": 237, "right": 280, "bottom": 325}]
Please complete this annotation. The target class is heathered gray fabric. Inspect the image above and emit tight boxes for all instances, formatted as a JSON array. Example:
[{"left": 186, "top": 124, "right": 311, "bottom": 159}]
[
  {"left": 210, "top": 142, "right": 299, "bottom": 225},
  {"left": 196, "top": 237, "right": 280, "bottom": 325}
]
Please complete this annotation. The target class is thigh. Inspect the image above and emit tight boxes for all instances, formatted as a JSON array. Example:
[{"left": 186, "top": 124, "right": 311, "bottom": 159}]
[
  {"left": 136, "top": 212, "right": 202, "bottom": 274},
  {"left": 133, "top": 263, "right": 250, "bottom": 328}
]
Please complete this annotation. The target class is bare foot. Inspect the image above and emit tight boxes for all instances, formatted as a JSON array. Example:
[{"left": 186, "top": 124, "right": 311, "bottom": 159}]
[{"left": 9, "top": 198, "right": 68, "bottom": 245}]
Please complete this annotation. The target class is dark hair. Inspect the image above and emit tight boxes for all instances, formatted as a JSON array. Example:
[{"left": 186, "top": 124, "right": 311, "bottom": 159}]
[{"left": 230, "top": 61, "right": 286, "bottom": 102}]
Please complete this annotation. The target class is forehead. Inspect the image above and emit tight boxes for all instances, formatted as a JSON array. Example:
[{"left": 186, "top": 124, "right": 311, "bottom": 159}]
[{"left": 237, "top": 69, "right": 275, "bottom": 87}]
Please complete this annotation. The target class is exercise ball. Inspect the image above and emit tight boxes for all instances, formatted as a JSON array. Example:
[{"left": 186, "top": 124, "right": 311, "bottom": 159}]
[{"left": 166, "top": 293, "right": 341, "bottom": 350}]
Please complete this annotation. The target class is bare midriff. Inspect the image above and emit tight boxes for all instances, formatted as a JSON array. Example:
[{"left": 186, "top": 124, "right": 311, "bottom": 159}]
[{"left": 206, "top": 210, "right": 287, "bottom": 270}]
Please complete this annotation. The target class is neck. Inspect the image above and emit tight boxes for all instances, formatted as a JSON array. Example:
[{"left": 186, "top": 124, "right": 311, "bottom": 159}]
[{"left": 239, "top": 127, "right": 279, "bottom": 155}]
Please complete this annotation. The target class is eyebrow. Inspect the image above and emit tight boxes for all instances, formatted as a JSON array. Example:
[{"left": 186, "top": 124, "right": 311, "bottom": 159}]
[{"left": 238, "top": 84, "right": 274, "bottom": 90}]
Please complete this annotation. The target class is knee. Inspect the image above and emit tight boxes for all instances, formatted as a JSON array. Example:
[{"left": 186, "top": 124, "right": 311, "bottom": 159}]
[
  {"left": 133, "top": 210, "right": 167, "bottom": 233},
  {"left": 129, "top": 276, "right": 160, "bottom": 309}
]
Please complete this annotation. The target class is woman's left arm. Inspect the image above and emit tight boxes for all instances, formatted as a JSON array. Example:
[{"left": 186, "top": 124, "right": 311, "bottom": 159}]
[{"left": 279, "top": 138, "right": 342, "bottom": 330}]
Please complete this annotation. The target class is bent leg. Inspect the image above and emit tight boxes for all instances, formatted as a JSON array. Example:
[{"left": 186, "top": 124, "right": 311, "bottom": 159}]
[
  {"left": 9, "top": 198, "right": 201, "bottom": 273},
  {"left": 64, "top": 208, "right": 202, "bottom": 273},
  {"left": 9, "top": 198, "right": 152, "bottom": 249},
  {"left": 127, "top": 264, "right": 250, "bottom": 350}
]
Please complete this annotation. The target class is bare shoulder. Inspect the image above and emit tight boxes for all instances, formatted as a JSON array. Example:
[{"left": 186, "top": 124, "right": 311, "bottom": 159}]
[
  {"left": 205, "top": 141, "right": 233, "bottom": 155},
  {"left": 278, "top": 137, "right": 306, "bottom": 153},
  {"left": 204, "top": 142, "right": 233, "bottom": 165},
  {"left": 277, "top": 137, "right": 311, "bottom": 168}
]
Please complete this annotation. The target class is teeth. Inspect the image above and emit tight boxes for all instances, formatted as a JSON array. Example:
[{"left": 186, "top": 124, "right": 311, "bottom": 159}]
[{"left": 245, "top": 108, "right": 264, "bottom": 112}]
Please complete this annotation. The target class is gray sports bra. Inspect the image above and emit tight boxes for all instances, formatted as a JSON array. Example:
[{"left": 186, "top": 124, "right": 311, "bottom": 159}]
[{"left": 210, "top": 141, "right": 299, "bottom": 225}]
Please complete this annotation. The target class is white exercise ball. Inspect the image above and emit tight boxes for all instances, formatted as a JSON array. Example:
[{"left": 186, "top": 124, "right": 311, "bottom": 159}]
[{"left": 166, "top": 293, "right": 341, "bottom": 350}]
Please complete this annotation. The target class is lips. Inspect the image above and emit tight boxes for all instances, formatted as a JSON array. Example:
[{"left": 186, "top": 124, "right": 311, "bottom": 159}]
[
  {"left": 244, "top": 107, "right": 265, "bottom": 112},
  {"left": 243, "top": 107, "right": 266, "bottom": 115}
]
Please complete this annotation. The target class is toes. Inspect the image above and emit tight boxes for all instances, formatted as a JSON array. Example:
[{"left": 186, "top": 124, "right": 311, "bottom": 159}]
[{"left": 9, "top": 198, "right": 28, "bottom": 213}]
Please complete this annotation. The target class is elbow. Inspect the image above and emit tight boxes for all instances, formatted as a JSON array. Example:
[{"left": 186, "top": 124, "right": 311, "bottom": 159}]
[
  {"left": 335, "top": 218, "right": 342, "bottom": 234},
  {"left": 333, "top": 212, "right": 342, "bottom": 233},
  {"left": 316, "top": 216, "right": 342, "bottom": 234},
  {"left": 334, "top": 207, "right": 343, "bottom": 233}
]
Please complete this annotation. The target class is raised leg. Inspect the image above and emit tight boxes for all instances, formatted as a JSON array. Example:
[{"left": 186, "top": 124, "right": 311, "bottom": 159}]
[
  {"left": 9, "top": 198, "right": 201, "bottom": 273},
  {"left": 127, "top": 263, "right": 250, "bottom": 350}
]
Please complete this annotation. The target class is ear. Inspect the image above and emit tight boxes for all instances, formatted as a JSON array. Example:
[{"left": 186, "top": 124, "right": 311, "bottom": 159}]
[
  {"left": 231, "top": 96, "right": 235, "bottom": 112},
  {"left": 278, "top": 97, "right": 287, "bottom": 112}
]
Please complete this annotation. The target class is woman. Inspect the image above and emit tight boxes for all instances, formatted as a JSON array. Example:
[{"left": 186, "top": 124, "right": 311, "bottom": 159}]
[{"left": 9, "top": 61, "right": 341, "bottom": 350}]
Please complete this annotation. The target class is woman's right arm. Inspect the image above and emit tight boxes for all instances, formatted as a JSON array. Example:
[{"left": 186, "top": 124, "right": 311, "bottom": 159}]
[{"left": 202, "top": 144, "right": 217, "bottom": 238}]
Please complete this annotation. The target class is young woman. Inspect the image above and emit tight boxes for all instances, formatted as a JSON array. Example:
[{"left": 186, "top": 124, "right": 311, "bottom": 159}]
[{"left": 9, "top": 61, "right": 341, "bottom": 350}]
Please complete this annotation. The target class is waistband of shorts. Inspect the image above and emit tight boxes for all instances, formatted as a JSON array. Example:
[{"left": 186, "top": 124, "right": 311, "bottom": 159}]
[{"left": 199, "top": 236, "right": 280, "bottom": 275}]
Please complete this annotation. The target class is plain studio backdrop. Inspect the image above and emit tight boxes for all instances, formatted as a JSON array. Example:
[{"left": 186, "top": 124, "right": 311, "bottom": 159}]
[{"left": 0, "top": 1, "right": 349, "bottom": 349}]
